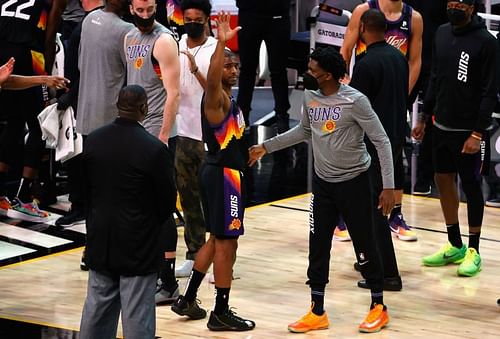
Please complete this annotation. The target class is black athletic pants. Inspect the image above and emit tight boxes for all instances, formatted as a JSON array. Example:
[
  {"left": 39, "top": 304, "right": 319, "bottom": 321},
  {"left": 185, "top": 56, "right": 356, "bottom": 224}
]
[{"left": 307, "top": 171, "right": 383, "bottom": 292}]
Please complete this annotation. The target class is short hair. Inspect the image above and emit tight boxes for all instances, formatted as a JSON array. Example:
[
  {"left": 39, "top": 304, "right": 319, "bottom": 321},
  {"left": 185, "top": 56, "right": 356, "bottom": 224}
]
[
  {"left": 360, "top": 9, "right": 387, "bottom": 34},
  {"left": 180, "top": 0, "right": 212, "bottom": 18},
  {"left": 117, "top": 85, "right": 147, "bottom": 114},
  {"left": 309, "top": 47, "right": 346, "bottom": 81},
  {"left": 224, "top": 48, "right": 236, "bottom": 59}
]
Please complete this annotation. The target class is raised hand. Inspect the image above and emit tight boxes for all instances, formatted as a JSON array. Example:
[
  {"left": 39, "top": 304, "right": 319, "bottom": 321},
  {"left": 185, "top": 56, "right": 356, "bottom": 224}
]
[
  {"left": 0, "top": 57, "right": 15, "bottom": 86},
  {"left": 215, "top": 11, "right": 241, "bottom": 43}
]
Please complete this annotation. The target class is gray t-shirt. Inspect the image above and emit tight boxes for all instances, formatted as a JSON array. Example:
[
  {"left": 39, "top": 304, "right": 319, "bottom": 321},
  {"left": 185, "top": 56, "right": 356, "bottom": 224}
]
[
  {"left": 264, "top": 84, "right": 394, "bottom": 188},
  {"left": 77, "top": 10, "right": 133, "bottom": 135}
]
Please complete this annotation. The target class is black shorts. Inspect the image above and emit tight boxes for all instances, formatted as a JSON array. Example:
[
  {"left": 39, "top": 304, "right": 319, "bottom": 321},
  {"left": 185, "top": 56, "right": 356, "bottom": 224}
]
[
  {"left": 432, "top": 126, "right": 490, "bottom": 177},
  {"left": 199, "top": 164, "right": 246, "bottom": 239}
]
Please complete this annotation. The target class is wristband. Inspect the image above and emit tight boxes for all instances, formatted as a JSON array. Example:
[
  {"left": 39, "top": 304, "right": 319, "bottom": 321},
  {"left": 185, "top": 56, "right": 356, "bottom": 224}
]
[{"left": 470, "top": 134, "right": 482, "bottom": 141}]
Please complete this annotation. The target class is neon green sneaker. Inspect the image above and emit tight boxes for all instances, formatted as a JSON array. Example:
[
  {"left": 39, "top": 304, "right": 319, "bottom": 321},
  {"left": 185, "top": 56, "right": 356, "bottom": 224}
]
[
  {"left": 457, "top": 248, "right": 482, "bottom": 277},
  {"left": 422, "top": 242, "right": 467, "bottom": 266}
]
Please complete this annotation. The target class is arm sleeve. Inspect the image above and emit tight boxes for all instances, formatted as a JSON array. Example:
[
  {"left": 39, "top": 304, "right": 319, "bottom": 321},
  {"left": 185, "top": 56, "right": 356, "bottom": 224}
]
[
  {"left": 353, "top": 96, "right": 394, "bottom": 189},
  {"left": 263, "top": 100, "right": 311, "bottom": 153},
  {"left": 475, "top": 36, "right": 498, "bottom": 132}
]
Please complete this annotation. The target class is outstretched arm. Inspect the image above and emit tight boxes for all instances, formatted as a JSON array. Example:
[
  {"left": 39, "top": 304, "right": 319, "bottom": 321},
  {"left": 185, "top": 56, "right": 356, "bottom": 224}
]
[
  {"left": 340, "top": 3, "right": 368, "bottom": 72},
  {"left": 408, "top": 10, "right": 423, "bottom": 94},
  {"left": 4, "top": 74, "right": 69, "bottom": 90},
  {"left": 204, "top": 11, "right": 240, "bottom": 125}
]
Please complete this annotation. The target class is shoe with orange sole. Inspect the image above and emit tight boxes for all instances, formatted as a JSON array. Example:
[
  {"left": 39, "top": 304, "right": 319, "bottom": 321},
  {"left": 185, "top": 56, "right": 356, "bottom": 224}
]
[
  {"left": 288, "top": 308, "right": 329, "bottom": 333},
  {"left": 358, "top": 304, "right": 389, "bottom": 333}
]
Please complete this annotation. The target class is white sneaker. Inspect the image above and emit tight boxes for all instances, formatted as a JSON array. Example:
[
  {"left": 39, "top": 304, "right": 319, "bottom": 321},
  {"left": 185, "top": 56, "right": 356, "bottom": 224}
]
[{"left": 175, "top": 259, "right": 194, "bottom": 278}]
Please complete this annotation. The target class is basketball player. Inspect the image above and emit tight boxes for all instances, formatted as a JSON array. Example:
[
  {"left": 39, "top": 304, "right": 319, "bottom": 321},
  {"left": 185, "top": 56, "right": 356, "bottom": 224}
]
[
  {"left": 340, "top": 0, "right": 423, "bottom": 241},
  {"left": 413, "top": 0, "right": 497, "bottom": 277},
  {"left": 249, "top": 46, "right": 394, "bottom": 334},
  {"left": 0, "top": 0, "right": 67, "bottom": 222},
  {"left": 171, "top": 12, "right": 255, "bottom": 332},
  {"left": 125, "top": 0, "right": 180, "bottom": 304}
]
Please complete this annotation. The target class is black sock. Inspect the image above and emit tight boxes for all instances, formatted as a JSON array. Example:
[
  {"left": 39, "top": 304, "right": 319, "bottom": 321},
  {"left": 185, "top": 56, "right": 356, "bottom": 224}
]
[
  {"left": 160, "top": 258, "right": 177, "bottom": 290},
  {"left": 16, "top": 177, "right": 34, "bottom": 202},
  {"left": 446, "top": 223, "right": 463, "bottom": 248},
  {"left": 311, "top": 286, "right": 325, "bottom": 316},
  {"left": 390, "top": 204, "right": 402, "bottom": 220},
  {"left": 468, "top": 232, "right": 481, "bottom": 253},
  {"left": 0, "top": 171, "right": 7, "bottom": 197},
  {"left": 184, "top": 269, "right": 205, "bottom": 302},
  {"left": 214, "top": 286, "right": 230, "bottom": 315},
  {"left": 371, "top": 290, "right": 384, "bottom": 308}
]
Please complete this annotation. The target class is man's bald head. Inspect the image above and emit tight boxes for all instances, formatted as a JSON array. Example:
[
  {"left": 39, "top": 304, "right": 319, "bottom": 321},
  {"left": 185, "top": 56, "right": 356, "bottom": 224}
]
[{"left": 117, "top": 85, "right": 148, "bottom": 121}]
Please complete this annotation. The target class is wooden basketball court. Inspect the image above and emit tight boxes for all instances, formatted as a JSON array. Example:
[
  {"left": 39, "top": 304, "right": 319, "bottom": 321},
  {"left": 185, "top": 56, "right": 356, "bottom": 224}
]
[{"left": 0, "top": 194, "right": 499, "bottom": 338}]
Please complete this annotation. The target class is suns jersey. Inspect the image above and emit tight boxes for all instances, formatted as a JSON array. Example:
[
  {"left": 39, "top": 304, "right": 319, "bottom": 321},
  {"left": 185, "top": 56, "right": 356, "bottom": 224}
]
[
  {"left": 0, "top": 0, "right": 51, "bottom": 52},
  {"left": 124, "top": 22, "right": 174, "bottom": 135},
  {"left": 355, "top": 0, "right": 412, "bottom": 61},
  {"left": 202, "top": 97, "right": 247, "bottom": 171}
]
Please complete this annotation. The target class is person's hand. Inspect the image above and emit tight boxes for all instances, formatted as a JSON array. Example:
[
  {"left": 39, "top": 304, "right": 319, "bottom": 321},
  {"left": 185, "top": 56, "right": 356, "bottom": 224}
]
[
  {"left": 412, "top": 120, "right": 426, "bottom": 141},
  {"left": 248, "top": 144, "right": 267, "bottom": 167},
  {"left": 215, "top": 11, "right": 241, "bottom": 43},
  {"left": 378, "top": 189, "right": 395, "bottom": 216},
  {"left": 0, "top": 57, "right": 15, "bottom": 86},
  {"left": 180, "top": 50, "right": 198, "bottom": 73},
  {"left": 462, "top": 135, "right": 481, "bottom": 154},
  {"left": 44, "top": 75, "right": 69, "bottom": 90},
  {"left": 158, "top": 128, "right": 169, "bottom": 144}
]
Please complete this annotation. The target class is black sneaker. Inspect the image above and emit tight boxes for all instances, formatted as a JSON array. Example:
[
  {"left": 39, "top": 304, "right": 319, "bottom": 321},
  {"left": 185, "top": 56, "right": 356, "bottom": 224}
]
[
  {"left": 155, "top": 281, "right": 179, "bottom": 305},
  {"left": 486, "top": 198, "right": 500, "bottom": 208},
  {"left": 412, "top": 183, "right": 431, "bottom": 196},
  {"left": 357, "top": 276, "right": 403, "bottom": 291},
  {"left": 55, "top": 209, "right": 85, "bottom": 227},
  {"left": 171, "top": 295, "right": 206, "bottom": 320},
  {"left": 80, "top": 250, "right": 89, "bottom": 271},
  {"left": 207, "top": 308, "right": 255, "bottom": 331}
]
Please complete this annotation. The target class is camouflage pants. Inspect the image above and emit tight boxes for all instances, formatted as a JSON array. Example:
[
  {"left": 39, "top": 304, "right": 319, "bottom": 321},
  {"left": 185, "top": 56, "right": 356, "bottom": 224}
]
[{"left": 175, "top": 136, "right": 206, "bottom": 260}]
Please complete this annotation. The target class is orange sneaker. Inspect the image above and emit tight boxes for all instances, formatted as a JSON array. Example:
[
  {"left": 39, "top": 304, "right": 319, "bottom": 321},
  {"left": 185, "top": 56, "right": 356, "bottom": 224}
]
[
  {"left": 358, "top": 304, "right": 389, "bottom": 333},
  {"left": 287, "top": 309, "right": 329, "bottom": 333},
  {"left": 0, "top": 196, "right": 12, "bottom": 216}
]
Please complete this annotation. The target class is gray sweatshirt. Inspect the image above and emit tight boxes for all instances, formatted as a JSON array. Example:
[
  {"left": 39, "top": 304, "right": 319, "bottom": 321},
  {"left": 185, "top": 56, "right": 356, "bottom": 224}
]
[{"left": 264, "top": 84, "right": 394, "bottom": 188}]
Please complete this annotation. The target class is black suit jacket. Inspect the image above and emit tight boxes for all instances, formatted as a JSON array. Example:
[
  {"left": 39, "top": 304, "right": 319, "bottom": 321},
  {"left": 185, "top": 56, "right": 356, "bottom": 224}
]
[{"left": 83, "top": 117, "right": 176, "bottom": 276}]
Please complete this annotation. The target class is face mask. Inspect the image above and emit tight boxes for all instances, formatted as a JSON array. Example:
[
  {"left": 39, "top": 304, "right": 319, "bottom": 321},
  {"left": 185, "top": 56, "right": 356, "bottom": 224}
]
[
  {"left": 184, "top": 22, "right": 205, "bottom": 39},
  {"left": 134, "top": 12, "right": 155, "bottom": 31},
  {"left": 447, "top": 8, "right": 468, "bottom": 26},
  {"left": 302, "top": 72, "right": 325, "bottom": 91}
]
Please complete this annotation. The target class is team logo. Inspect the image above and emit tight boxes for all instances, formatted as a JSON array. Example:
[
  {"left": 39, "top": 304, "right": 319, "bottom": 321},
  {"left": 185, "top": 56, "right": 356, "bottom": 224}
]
[
  {"left": 322, "top": 120, "right": 336, "bottom": 133},
  {"left": 135, "top": 57, "right": 144, "bottom": 70},
  {"left": 229, "top": 218, "right": 241, "bottom": 230}
]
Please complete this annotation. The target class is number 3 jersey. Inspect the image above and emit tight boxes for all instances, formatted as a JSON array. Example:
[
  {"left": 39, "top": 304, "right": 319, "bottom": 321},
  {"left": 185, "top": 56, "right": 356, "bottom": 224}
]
[{"left": 0, "top": 0, "right": 51, "bottom": 52}]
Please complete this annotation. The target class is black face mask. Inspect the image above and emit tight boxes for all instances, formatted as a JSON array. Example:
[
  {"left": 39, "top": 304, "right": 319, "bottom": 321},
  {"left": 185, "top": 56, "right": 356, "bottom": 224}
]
[
  {"left": 134, "top": 12, "right": 155, "bottom": 31},
  {"left": 303, "top": 72, "right": 324, "bottom": 91},
  {"left": 184, "top": 22, "right": 205, "bottom": 39},
  {"left": 447, "top": 8, "right": 468, "bottom": 26}
]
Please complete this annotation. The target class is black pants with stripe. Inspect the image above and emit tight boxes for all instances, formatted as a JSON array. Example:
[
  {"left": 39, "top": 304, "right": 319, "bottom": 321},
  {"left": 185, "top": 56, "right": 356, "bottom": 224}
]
[{"left": 307, "top": 170, "right": 383, "bottom": 293}]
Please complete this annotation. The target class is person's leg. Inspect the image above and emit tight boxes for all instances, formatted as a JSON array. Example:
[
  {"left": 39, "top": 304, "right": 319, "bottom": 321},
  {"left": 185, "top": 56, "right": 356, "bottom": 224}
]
[
  {"left": 156, "top": 215, "right": 179, "bottom": 304},
  {"left": 456, "top": 144, "right": 484, "bottom": 276},
  {"left": 423, "top": 128, "right": 466, "bottom": 266},
  {"left": 120, "top": 273, "right": 157, "bottom": 339},
  {"left": 338, "top": 172, "right": 389, "bottom": 333},
  {"left": 288, "top": 173, "right": 334, "bottom": 333},
  {"left": 79, "top": 270, "right": 121, "bottom": 339},
  {"left": 264, "top": 16, "right": 291, "bottom": 133},
  {"left": 237, "top": 12, "right": 263, "bottom": 126},
  {"left": 175, "top": 137, "right": 206, "bottom": 276}
]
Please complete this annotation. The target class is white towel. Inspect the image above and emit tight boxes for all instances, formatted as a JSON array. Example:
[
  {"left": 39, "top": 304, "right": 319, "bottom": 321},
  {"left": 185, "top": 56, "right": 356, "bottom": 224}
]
[{"left": 37, "top": 103, "right": 60, "bottom": 148}]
